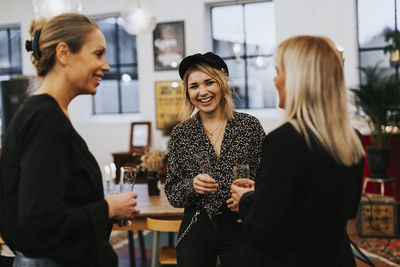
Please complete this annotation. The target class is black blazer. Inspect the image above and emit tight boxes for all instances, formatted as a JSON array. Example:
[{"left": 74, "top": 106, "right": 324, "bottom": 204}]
[
  {"left": 0, "top": 95, "right": 117, "bottom": 266},
  {"left": 239, "top": 123, "right": 364, "bottom": 267}
]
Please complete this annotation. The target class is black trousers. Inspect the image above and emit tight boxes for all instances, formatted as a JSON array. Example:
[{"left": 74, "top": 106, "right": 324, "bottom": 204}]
[{"left": 176, "top": 207, "right": 244, "bottom": 267}]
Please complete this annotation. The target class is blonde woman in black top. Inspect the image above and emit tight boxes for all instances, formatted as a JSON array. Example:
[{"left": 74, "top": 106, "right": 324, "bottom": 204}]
[
  {"left": 231, "top": 35, "right": 365, "bottom": 266},
  {"left": 0, "top": 13, "right": 139, "bottom": 267},
  {"left": 165, "top": 52, "right": 265, "bottom": 267}
]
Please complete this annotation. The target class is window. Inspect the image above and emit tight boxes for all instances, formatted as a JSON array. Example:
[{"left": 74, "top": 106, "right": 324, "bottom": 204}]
[
  {"left": 94, "top": 16, "right": 139, "bottom": 114},
  {"left": 357, "top": 0, "right": 399, "bottom": 80},
  {"left": 211, "top": 1, "right": 276, "bottom": 109},
  {"left": 0, "top": 25, "right": 22, "bottom": 81}
]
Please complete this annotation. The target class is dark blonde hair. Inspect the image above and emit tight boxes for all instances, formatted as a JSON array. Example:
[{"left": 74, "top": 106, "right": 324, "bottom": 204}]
[
  {"left": 275, "top": 35, "right": 364, "bottom": 166},
  {"left": 28, "top": 13, "right": 99, "bottom": 77},
  {"left": 179, "top": 63, "right": 235, "bottom": 121}
]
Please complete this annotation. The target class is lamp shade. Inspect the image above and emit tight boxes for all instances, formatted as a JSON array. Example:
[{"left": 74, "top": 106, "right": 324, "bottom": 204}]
[
  {"left": 32, "top": 0, "right": 82, "bottom": 19},
  {"left": 121, "top": 0, "right": 156, "bottom": 35}
]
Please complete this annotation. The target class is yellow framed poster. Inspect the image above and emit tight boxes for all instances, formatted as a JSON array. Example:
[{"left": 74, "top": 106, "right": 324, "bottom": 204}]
[{"left": 155, "top": 81, "right": 184, "bottom": 130}]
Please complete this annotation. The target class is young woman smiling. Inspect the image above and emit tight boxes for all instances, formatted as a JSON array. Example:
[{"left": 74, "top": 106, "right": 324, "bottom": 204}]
[{"left": 165, "top": 52, "right": 266, "bottom": 267}]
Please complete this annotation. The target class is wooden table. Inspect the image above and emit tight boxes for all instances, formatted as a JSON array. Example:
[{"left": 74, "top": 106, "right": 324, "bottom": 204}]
[{"left": 112, "top": 184, "right": 183, "bottom": 267}]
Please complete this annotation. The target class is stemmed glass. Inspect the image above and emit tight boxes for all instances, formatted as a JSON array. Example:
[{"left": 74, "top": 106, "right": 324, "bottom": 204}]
[
  {"left": 195, "top": 151, "right": 217, "bottom": 195},
  {"left": 233, "top": 164, "right": 251, "bottom": 222},
  {"left": 119, "top": 166, "right": 137, "bottom": 226},
  {"left": 233, "top": 164, "right": 251, "bottom": 188}
]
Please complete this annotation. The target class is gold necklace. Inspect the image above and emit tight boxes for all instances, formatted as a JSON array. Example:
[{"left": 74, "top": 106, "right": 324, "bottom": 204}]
[{"left": 204, "top": 120, "right": 224, "bottom": 139}]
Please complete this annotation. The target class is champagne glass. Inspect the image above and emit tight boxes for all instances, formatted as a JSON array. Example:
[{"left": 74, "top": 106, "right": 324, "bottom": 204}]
[
  {"left": 119, "top": 166, "right": 137, "bottom": 226},
  {"left": 195, "top": 151, "right": 217, "bottom": 195},
  {"left": 233, "top": 164, "right": 251, "bottom": 222},
  {"left": 233, "top": 164, "right": 252, "bottom": 188}
]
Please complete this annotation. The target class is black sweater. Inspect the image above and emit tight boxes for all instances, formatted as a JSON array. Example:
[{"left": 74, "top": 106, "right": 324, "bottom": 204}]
[
  {"left": 0, "top": 94, "right": 117, "bottom": 266},
  {"left": 239, "top": 122, "right": 364, "bottom": 267}
]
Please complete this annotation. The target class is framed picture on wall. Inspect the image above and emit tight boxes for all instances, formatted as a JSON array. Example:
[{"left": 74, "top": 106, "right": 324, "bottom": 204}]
[
  {"left": 130, "top": 121, "right": 152, "bottom": 153},
  {"left": 155, "top": 81, "right": 184, "bottom": 131},
  {"left": 153, "top": 21, "right": 185, "bottom": 71}
]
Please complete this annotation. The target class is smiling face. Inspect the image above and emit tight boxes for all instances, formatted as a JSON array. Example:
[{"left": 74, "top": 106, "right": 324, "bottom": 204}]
[
  {"left": 66, "top": 28, "right": 110, "bottom": 95},
  {"left": 187, "top": 70, "right": 222, "bottom": 116}
]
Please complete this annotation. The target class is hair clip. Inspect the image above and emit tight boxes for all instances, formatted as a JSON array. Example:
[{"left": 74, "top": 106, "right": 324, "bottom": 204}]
[{"left": 25, "top": 30, "right": 41, "bottom": 60}]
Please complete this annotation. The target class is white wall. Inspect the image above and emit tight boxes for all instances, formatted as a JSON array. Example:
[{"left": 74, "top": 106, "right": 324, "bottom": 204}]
[{"left": 0, "top": 0, "right": 365, "bottom": 177}]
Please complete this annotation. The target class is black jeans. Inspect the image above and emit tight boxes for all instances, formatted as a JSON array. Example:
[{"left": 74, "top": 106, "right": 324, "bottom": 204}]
[{"left": 176, "top": 207, "right": 244, "bottom": 267}]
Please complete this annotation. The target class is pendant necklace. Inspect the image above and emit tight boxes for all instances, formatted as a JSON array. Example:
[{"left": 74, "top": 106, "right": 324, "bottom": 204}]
[{"left": 204, "top": 120, "right": 224, "bottom": 140}]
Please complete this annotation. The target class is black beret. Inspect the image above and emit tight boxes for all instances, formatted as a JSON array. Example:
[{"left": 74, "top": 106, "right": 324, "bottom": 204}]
[{"left": 178, "top": 52, "right": 229, "bottom": 79}]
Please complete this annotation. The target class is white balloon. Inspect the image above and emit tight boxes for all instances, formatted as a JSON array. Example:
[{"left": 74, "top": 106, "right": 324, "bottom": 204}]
[
  {"left": 32, "top": 0, "right": 82, "bottom": 19},
  {"left": 121, "top": 0, "right": 156, "bottom": 35}
]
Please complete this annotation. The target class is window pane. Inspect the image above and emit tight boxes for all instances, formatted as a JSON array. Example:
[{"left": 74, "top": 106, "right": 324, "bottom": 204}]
[
  {"left": 95, "top": 16, "right": 139, "bottom": 115},
  {"left": 0, "top": 30, "right": 10, "bottom": 75},
  {"left": 118, "top": 18, "right": 137, "bottom": 65},
  {"left": 212, "top": 1, "right": 276, "bottom": 109},
  {"left": 247, "top": 56, "right": 276, "bottom": 108},
  {"left": 98, "top": 18, "right": 117, "bottom": 66},
  {"left": 94, "top": 80, "right": 120, "bottom": 114},
  {"left": 245, "top": 2, "right": 275, "bottom": 56},
  {"left": 10, "top": 29, "right": 22, "bottom": 74},
  {"left": 121, "top": 80, "right": 139, "bottom": 113},
  {"left": 358, "top": 0, "right": 395, "bottom": 48},
  {"left": 398, "top": 0, "right": 400, "bottom": 30},
  {"left": 120, "top": 67, "right": 139, "bottom": 113},
  {"left": 212, "top": 5, "right": 244, "bottom": 58},
  {"left": 359, "top": 50, "right": 395, "bottom": 82},
  {"left": 225, "top": 59, "right": 246, "bottom": 108}
]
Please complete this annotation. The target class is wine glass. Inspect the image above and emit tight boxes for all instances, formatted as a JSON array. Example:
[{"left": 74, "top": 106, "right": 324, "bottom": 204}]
[
  {"left": 119, "top": 166, "right": 137, "bottom": 226},
  {"left": 233, "top": 164, "right": 252, "bottom": 188},
  {"left": 195, "top": 151, "right": 217, "bottom": 195},
  {"left": 233, "top": 164, "right": 251, "bottom": 222}
]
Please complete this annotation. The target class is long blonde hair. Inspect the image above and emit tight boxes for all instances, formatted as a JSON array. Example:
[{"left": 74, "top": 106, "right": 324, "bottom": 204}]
[
  {"left": 275, "top": 35, "right": 364, "bottom": 166},
  {"left": 179, "top": 63, "right": 235, "bottom": 121}
]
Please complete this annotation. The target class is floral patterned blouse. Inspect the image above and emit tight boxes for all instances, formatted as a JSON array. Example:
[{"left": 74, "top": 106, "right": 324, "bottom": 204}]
[{"left": 165, "top": 111, "right": 266, "bottom": 217}]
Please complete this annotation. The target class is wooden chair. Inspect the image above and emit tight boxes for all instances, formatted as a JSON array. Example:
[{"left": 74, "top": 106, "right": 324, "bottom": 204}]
[{"left": 146, "top": 217, "right": 181, "bottom": 267}]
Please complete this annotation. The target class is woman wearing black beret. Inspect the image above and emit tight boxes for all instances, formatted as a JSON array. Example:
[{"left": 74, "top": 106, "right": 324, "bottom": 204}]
[{"left": 165, "top": 52, "right": 266, "bottom": 266}]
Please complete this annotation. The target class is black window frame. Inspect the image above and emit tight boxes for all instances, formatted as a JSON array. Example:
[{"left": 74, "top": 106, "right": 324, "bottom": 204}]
[
  {"left": 92, "top": 15, "right": 139, "bottom": 115},
  {"left": 0, "top": 24, "right": 22, "bottom": 78},
  {"left": 210, "top": 0, "right": 275, "bottom": 109},
  {"left": 357, "top": 0, "right": 399, "bottom": 81}
]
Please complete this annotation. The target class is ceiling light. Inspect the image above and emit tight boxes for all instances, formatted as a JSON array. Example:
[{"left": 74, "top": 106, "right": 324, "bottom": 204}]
[
  {"left": 32, "top": 0, "right": 82, "bottom": 19},
  {"left": 121, "top": 0, "right": 156, "bottom": 35}
]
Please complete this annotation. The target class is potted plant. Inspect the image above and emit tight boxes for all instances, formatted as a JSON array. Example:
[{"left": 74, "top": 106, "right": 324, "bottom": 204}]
[
  {"left": 350, "top": 64, "right": 400, "bottom": 178},
  {"left": 384, "top": 29, "right": 400, "bottom": 64},
  {"left": 140, "top": 149, "right": 167, "bottom": 195}
]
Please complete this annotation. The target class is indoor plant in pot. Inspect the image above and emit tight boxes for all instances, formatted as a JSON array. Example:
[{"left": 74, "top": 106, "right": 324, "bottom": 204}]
[
  {"left": 140, "top": 149, "right": 167, "bottom": 195},
  {"left": 351, "top": 64, "right": 400, "bottom": 178}
]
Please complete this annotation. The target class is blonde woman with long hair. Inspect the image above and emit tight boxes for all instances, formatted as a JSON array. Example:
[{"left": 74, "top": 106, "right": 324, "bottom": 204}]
[{"left": 231, "top": 35, "right": 365, "bottom": 266}]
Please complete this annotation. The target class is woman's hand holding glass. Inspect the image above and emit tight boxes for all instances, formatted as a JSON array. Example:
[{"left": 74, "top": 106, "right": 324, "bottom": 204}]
[
  {"left": 105, "top": 192, "right": 139, "bottom": 220},
  {"left": 227, "top": 165, "right": 255, "bottom": 213},
  {"left": 193, "top": 174, "right": 218, "bottom": 194},
  {"left": 104, "top": 166, "right": 139, "bottom": 225},
  {"left": 229, "top": 183, "right": 254, "bottom": 211}
]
